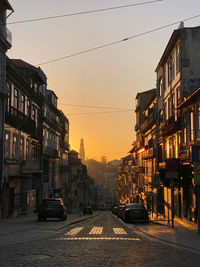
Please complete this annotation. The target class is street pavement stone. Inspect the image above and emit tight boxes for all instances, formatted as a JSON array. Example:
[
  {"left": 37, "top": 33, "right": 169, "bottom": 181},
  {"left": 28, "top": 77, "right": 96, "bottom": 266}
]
[{"left": 0, "top": 212, "right": 200, "bottom": 266}]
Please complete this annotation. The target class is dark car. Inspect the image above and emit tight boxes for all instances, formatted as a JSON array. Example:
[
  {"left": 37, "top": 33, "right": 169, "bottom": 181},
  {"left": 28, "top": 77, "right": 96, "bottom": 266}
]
[
  {"left": 83, "top": 206, "right": 93, "bottom": 215},
  {"left": 117, "top": 204, "right": 126, "bottom": 218},
  {"left": 130, "top": 203, "right": 149, "bottom": 223},
  {"left": 38, "top": 198, "right": 67, "bottom": 221},
  {"left": 122, "top": 203, "right": 136, "bottom": 223},
  {"left": 112, "top": 206, "right": 118, "bottom": 215}
]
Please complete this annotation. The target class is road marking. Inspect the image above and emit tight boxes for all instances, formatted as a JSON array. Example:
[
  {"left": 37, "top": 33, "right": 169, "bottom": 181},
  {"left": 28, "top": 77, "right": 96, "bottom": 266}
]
[
  {"left": 57, "top": 237, "right": 140, "bottom": 241},
  {"left": 113, "top": 228, "right": 127, "bottom": 235},
  {"left": 65, "top": 227, "right": 83, "bottom": 236},
  {"left": 89, "top": 227, "right": 103, "bottom": 235}
]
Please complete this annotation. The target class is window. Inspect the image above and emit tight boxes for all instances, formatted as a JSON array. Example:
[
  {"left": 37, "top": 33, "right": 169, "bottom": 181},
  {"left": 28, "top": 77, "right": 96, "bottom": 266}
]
[
  {"left": 159, "top": 77, "right": 163, "bottom": 96},
  {"left": 26, "top": 100, "right": 31, "bottom": 117},
  {"left": 34, "top": 83, "right": 38, "bottom": 94},
  {"left": 176, "top": 87, "right": 181, "bottom": 106},
  {"left": 20, "top": 136, "right": 24, "bottom": 160},
  {"left": 26, "top": 138, "right": 30, "bottom": 160},
  {"left": 32, "top": 105, "right": 38, "bottom": 126},
  {"left": 190, "top": 112, "right": 194, "bottom": 141},
  {"left": 163, "top": 104, "right": 167, "bottom": 121},
  {"left": 14, "top": 89, "right": 19, "bottom": 109},
  {"left": 32, "top": 145, "right": 39, "bottom": 162},
  {"left": 183, "top": 127, "right": 187, "bottom": 144},
  {"left": 176, "top": 46, "right": 180, "bottom": 72},
  {"left": 6, "top": 83, "right": 11, "bottom": 112},
  {"left": 163, "top": 70, "right": 166, "bottom": 91},
  {"left": 21, "top": 95, "right": 25, "bottom": 114},
  {"left": 32, "top": 105, "right": 36, "bottom": 121},
  {"left": 168, "top": 98, "right": 171, "bottom": 118},
  {"left": 168, "top": 56, "right": 175, "bottom": 83},
  {"left": 12, "top": 134, "right": 19, "bottom": 159},
  {"left": 4, "top": 131, "right": 10, "bottom": 159},
  {"left": 198, "top": 107, "right": 200, "bottom": 130}
]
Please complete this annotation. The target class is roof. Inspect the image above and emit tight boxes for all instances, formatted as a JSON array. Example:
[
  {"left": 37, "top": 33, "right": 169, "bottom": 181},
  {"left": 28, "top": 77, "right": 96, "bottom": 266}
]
[
  {"left": 155, "top": 26, "right": 200, "bottom": 72},
  {"left": 2, "top": 0, "right": 14, "bottom": 11},
  {"left": 11, "top": 59, "right": 37, "bottom": 70},
  {"left": 135, "top": 88, "right": 156, "bottom": 100}
]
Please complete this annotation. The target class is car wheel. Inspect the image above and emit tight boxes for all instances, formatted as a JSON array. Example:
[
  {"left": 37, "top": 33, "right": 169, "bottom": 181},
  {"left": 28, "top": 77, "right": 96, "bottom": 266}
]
[
  {"left": 43, "top": 217, "right": 46, "bottom": 221},
  {"left": 38, "top": 215, "right": 41, "bottom": 221},
  {"left": 61, "top": 214, "right": 66, "bottom": 221}
]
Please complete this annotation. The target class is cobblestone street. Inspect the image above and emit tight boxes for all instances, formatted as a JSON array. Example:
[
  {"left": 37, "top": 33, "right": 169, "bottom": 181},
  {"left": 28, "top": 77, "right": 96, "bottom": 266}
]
[{"left": 1, "top": 212, "right": 200, "bottom": 267}]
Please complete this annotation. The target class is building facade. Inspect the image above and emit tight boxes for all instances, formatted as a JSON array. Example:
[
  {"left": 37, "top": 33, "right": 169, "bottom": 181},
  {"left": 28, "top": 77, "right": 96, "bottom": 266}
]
[{"left": 0, "top": 0, "right": 13, "bottom": 218}]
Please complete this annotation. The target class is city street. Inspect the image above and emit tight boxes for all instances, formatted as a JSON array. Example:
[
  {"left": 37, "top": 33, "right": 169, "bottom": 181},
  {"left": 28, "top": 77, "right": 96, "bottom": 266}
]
[{"left": 0, "top": 212, "right": 200, "bottom": 266}]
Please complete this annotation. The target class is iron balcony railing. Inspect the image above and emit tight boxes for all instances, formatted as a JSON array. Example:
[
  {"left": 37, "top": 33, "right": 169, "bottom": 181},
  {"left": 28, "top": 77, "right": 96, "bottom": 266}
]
[{"left": 0, "top": 24, "right": 12, "bottom": 46}]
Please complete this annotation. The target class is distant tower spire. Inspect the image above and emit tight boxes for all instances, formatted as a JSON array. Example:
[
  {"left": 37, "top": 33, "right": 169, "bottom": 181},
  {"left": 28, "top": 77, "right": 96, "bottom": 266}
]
[{"left": 79, "top": 138, "right": 85, "bottom": 161}]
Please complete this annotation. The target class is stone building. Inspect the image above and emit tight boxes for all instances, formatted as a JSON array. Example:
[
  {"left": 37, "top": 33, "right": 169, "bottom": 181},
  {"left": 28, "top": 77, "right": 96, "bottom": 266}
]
[{"left": 156, "top": 24, "right": 200, "bottom": 222}]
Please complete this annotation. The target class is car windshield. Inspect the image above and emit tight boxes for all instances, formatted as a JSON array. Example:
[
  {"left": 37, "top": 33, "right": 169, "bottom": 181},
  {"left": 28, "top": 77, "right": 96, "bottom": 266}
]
[
  {"left": 43, "top": 199, "right": 61, "bottom": 206},
  {"left": 127, "top": 203, "right": 145, "bottom": 209}
]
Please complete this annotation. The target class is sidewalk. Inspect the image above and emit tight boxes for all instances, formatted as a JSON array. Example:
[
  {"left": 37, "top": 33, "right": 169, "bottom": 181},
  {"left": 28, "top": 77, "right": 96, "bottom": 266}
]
[
  {"left": 0, "top": 211, "right": 100, "bottom": 236},
  {"left": 132, "top": 215, "right": 200, "bottom": 253}
]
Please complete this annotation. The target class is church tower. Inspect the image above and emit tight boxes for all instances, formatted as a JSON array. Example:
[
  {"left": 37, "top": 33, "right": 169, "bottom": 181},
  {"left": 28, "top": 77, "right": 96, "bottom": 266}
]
[{"left": 79, "top": 138, "right": 85, "bottom": 162}]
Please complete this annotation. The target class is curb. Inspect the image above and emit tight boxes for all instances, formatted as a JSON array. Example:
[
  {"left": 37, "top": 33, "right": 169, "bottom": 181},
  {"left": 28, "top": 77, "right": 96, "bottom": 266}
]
[
  {"left": 113, "top": 213, "right": 200, "bottom": 254},
  {"left": 132, "top": 224, "right": 200, "bottom": 253}
]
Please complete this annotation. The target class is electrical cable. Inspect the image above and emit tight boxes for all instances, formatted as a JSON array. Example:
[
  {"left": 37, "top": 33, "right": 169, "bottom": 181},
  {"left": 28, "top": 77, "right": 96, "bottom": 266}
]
[
  {"left": 67, "top": 109, "right": 133, "bottom": 116},
  {"left": 8, "top": 0, "right": 163, "bottom": 25},
  {"left": 58, "top": 103, "right": 131, "bottom": 110},
  {"left": 36, "top": 14, "right": 200, "bottom": 66}
]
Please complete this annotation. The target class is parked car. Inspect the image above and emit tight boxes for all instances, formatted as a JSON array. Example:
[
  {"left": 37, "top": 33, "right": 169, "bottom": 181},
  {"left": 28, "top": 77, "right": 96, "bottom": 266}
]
[
  {"left": 122, "top": 203, "right": 136, "bottom": 223},
  {"left": 112, "top": 206, "right": 118, "bottom": 215},
  {"left": 38, "top": 198, "right": 67, "bottom": 221},
  {"left": 117, "top": 204, "right": 127, "bottom": 218},
  {"left": 130, "top": 203, "right": 149, "bottom": 223},
  {"left": 83, "top": 206, "right": 93, "bottom": 215}
]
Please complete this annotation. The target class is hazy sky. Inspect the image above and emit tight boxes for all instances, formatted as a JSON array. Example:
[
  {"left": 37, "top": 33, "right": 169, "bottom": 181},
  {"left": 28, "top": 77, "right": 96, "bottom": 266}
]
[{"left": 7, "top": 0, "right": 200, "bottom": 161}]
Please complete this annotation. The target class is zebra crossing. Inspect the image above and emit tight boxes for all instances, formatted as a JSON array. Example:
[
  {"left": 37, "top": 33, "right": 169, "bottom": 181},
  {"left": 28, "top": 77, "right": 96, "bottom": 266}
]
[{"left": 56, "top": 226, "right": 140, "bottom": 241}]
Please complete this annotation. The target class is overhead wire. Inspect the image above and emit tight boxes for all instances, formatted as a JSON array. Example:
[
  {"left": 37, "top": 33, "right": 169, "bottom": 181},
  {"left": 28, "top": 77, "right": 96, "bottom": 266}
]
[
  {"left": 36, "top": 14, "right": 200, "bottom": 66},
  {"left": 8, "top": 0, "right": 163, "bottom": 25},
  {"left": 58, "top": 103, "right": 131, "bottom": 110},
  {"left": 67, "top": 109, "right": 134, "bottom": 116}
]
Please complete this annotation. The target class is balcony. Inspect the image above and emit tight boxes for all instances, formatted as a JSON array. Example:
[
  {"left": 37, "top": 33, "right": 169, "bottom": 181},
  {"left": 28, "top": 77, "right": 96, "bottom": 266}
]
[
  {"left": 179, "top": 145, "right": 191, "bottom": 162},
  {"left": 5, "top": 106, "right": 41, "bottom": 140},
  {"left": 135, "top": 166, "right": 145, "bottom": 173},
  {"left": 43, "top": 145, "right": 60, "bottom": 158},
  {"left": 160, "top": 115, "right": 181, "bottom": 137},
  {"left": 142, "top": 147, "right": 155, "bottom": 160},
  {"left": 141, "top": 111, "right": 155, "bottom": 134},
  {"left": 0, "top": 25, "right": 12, "bottom": 49}
]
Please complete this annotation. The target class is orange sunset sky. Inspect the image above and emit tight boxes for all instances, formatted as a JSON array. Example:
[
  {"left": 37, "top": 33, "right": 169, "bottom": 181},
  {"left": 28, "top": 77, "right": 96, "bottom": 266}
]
[{"left": 7, "top": 0, "right": 200, "bottom": 161}]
